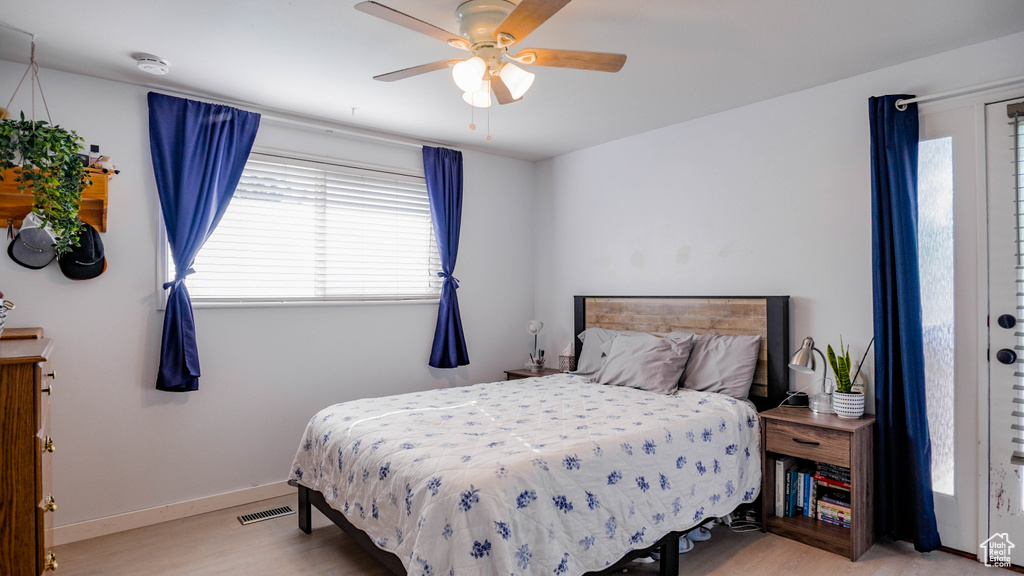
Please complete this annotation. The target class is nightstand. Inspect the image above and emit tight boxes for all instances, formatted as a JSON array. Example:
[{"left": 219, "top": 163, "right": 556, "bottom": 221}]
[
  {"left": 504, "top": 367, "right": 562, "bottom": 380},
  {"left": 760, "top": 406, "right": 875, "bottom": 561}
]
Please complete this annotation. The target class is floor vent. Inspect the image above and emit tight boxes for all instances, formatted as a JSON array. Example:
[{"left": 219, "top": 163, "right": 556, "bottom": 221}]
[{"left": 237, "top": 506, "right": 295, "bottom": 525}]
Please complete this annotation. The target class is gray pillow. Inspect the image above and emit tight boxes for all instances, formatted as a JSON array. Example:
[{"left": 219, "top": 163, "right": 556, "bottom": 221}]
[
  {"left": 592, "top": 333, "right": 695, "bottom": 395},
  {"left": 681, "top": 333, "right": 762, "bottom": 399},
  {"left": 573, "top": 328, "right": 649, "bottom": 375},
  {"left": 573, "top": 327, "right": 618, "bottom": 375}
]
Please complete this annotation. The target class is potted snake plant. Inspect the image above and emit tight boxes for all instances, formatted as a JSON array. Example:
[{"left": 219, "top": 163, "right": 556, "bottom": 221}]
[
  {"left": 0, "top": 112, "right": 86, "bottom": 256},
  {"left": 828, "top": 338, "right": 865, "bottom": 419}
]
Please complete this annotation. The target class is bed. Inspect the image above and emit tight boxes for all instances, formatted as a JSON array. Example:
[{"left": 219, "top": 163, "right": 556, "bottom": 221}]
[{"left": 290, "top": 295, "right": 790, "bottom": 576}]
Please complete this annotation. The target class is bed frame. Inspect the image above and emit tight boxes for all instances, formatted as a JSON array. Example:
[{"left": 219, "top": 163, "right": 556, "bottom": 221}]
[{"left": 297, "top": 295, "right": 790, "bottom": 576}]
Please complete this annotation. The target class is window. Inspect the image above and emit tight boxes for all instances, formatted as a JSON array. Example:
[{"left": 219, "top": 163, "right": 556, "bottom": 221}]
[
  {"left": 167, "top": 154, "right": 441, "bottom": 303},
  {"left": 918, "top": 136, "right": 954, "bottom": 496}
]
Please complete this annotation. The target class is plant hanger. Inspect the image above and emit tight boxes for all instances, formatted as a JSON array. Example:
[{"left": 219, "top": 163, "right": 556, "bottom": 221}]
[
  {"left": 0, "top": 20, "right": 49, "bottom": 123},
  {"left": 0, "top": 20, "right": 87, "bottom": 257}
]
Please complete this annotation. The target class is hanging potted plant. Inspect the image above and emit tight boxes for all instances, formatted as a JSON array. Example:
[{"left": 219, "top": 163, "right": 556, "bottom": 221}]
[
  {"left": 828, "top": 338, "right": 865, "bottom": 419},
  {"left": 0, "top": 111, "right": 86, "bottom": 256}
]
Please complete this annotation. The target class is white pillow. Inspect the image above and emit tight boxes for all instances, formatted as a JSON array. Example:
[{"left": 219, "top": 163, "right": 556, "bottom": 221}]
[
  {"left": 592, "top": 333, "right": 695, "bottom": 395},
  {"left": 681, "top": 333, "right": 762, "bottom": 399}
]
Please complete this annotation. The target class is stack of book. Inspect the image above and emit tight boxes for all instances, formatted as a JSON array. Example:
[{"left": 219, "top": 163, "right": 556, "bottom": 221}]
[
  {"left": 774, "top": 457, "right": 852, "bottom": 528},
  {"left": 813, "top": 463, "right": 851, "bottom": 528}
]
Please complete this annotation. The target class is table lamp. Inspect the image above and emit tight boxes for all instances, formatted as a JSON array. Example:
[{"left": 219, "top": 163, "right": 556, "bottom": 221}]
[
  {"left": 527, "top": 320, "right": 544, "bottom": 369},
  {"left": 789, "top": 336, "right": 832, "bottom": 413}
]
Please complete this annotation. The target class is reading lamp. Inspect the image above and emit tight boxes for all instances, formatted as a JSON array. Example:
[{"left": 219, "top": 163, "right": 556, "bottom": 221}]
[{"left": 789, "top": 336, "right": 833, "bottom": 413}]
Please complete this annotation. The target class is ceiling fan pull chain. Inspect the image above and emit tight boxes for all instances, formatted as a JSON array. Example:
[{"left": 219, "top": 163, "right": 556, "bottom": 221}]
[{"left": 486, "top": 103, "right": 491, "bottom": 142}]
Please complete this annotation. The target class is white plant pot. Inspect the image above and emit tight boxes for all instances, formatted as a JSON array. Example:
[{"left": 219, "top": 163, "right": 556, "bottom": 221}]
[{"left": 833, "top": 391, "right": 865, "bottom": 419}]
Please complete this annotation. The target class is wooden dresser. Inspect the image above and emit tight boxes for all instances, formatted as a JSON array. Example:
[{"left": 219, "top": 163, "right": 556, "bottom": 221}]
[{"left": 0, "top": 328, "right": 57, "bottom": 574}]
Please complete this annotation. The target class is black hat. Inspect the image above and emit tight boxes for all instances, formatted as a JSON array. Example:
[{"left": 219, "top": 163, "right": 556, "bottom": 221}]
[{"left": 58, "top": 222, "right": 106, "bottom": 280}]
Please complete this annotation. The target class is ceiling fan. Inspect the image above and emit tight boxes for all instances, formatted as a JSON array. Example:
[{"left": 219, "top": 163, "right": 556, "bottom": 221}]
[{"left": 355, "top": 0, "right": 627, "bottom": 107}]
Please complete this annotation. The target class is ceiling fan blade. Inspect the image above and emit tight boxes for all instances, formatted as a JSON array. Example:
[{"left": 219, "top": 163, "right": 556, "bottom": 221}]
[
  {"left": 490, "top": 76, "right": 520, "bottom": 105},
  {"left": 355, "top": 1, "right": 466, "bottom": 47},
  {"left": 495, "top": 0, "right": 572, "bottom": 45},
  {"left": 373, "top": 59, "right": 461, "bottom": 82},
  {"left": 517, "top": 48, "right": 626, "bottom": 72}
]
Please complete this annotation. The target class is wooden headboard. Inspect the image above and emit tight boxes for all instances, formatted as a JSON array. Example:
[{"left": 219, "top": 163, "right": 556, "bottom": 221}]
[{"left": 573, "top": 296, "right": 790, "bottom": 412}]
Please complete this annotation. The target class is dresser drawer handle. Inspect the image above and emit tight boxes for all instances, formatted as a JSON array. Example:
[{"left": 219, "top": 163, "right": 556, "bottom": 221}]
[
  {"left": 792, "top": 438, "right": 820, "bottom": 446},
  {"left": 44, "top": 436, "right": 55, "bottom": 453},
  {"left": 45, "top": 551, "right": 58, "bottom": 571},
  {"left": 43, "top": 495, "right": 57, "bottom": 512}
]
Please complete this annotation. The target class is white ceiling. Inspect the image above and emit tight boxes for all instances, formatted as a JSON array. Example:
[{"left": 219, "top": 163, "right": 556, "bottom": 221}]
[{"left": 1, "top": 1, "right": 1023, "bottom": 161}]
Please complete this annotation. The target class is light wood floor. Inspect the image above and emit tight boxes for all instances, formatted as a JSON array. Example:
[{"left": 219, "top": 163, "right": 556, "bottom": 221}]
[{"left": 54, "top": 493, "right": 1005, "bottom": 576}]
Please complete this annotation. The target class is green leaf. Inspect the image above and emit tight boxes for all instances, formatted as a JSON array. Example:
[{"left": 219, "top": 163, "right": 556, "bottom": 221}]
[
  {"left": 831, "top": 335, "right": 853, "bottom": 393},
  {"left": 0, "top": 116, "right": 85, "bottom": 255}
]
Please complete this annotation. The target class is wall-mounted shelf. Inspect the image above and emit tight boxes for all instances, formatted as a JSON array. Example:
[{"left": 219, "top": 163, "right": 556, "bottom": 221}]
[{"left": 0, "top": 167, "right": 110, "bottom": 232}]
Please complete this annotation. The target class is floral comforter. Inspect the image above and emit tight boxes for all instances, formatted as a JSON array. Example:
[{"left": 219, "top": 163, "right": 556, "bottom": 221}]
[{"left": 289, "top": 373, "right": 760, "bottom": 576}]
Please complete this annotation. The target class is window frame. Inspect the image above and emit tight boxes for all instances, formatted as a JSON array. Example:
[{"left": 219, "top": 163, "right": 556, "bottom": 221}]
[{"left": 156, "top": 147, "right": 442, "bottom": 309}]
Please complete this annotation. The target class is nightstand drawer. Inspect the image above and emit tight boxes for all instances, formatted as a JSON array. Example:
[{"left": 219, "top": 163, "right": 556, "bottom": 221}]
[{"left": 765, "top": 418, "right": 850, "bottom": 467}]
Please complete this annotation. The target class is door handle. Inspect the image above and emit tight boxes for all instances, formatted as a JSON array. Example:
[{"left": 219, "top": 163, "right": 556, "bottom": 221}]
[
  {"left": 998, "top": 314, "right": 1018, "bottom": 329},
  {"left": 997, "top": 348, "right": 1018, "bottom": 365}
]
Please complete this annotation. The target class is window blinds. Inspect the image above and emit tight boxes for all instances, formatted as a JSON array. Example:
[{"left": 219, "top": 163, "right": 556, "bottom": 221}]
[
  {"left": 1009, "top": 103, "right": 1024, "bottom": 465},
  {"left": 184, "top": 156, "right": 442, "bottom": 302}
]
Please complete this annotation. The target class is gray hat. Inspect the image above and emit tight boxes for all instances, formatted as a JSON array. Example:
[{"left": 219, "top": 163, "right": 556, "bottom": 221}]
[{"left": 8, "top": 213, "right": 57, "bottom": 269}]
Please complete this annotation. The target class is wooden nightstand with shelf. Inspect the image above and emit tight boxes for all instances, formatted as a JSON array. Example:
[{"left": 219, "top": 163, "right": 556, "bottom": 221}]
[
  {"left": 760, "top": 406, "right": 875, "bottom": 561},
  {"left": 504, "top": 367, "right": 562, "bottom": 380}
]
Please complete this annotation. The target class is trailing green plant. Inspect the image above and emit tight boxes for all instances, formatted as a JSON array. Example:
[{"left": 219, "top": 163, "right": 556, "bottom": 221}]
[
  {"left": 0, "top": 112, "right": 85, "bottom": 256},
  {"left": 827, "top": 336, "right": 854, "bottom": 393}
]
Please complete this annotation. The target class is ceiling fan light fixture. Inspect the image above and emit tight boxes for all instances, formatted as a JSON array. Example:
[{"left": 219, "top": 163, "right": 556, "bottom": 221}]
[
  {"left": 498, "top": 62, "right": 535, "bottom": 99},
  {"left": 452, "top": 56, "right": 487, "bottom": 92},
  {"left": 462, "top": 80, "right": 492, "bottom": 108}
]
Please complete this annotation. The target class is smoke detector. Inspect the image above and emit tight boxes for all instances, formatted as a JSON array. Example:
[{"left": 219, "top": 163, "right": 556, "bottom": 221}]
[{"left": 136, "top": 55, "right": 170, "bottom": 75}]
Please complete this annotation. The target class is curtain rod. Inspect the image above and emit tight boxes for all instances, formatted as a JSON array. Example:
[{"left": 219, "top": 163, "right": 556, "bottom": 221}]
[
  {"left": 150, "top": 87, "right": 446, "bottom": 151},
  {"left": 895, "top": 74, "right": 1024, "bottom": 110}
]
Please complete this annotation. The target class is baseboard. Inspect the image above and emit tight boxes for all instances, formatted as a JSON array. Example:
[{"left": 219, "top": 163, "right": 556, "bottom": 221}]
[{"left": 53, "top": 480, "right": 295, "bottom": 545}]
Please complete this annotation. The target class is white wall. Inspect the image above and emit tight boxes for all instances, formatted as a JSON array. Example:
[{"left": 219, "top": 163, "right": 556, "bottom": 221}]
[
  {"left": 533, "top": 32, "right": 1024, "bottom": 412},
  {"left": 0, "top": 60, "right": 537, "bottom": 527},
  {"left": 5, "top": 29, "right": 1023, "bottom": 532}
]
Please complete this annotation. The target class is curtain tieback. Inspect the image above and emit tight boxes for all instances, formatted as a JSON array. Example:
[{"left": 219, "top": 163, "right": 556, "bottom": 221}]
[
  {"left": 437, "top": 272, "right": 460, "bottom": 288},
  {"left": 163, "top": 267, "right": 196, "bottom": 290}
]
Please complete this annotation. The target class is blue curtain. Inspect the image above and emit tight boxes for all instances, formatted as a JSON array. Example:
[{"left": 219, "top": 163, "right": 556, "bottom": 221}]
[
  {"left": 423, "top": 146, "right": 469, "bottom": 368},
  {"left": 148, "top": 92, "right": 261, "bottom": 391},
  {"left": 869, "top": 95, "right": 940, "bottom": 551}
]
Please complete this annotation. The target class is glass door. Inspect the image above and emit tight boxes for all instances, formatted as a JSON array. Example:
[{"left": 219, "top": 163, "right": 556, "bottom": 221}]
[{"left": 918, "top": 103, "right": 981, "bottom": 554}]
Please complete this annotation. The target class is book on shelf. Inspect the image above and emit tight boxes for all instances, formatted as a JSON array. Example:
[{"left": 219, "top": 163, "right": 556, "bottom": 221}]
[
  {"left": 816, "top": 462, "right": 851, "bottom": 483},
  {"left": 787, "top": 469, "right": 797, "bottom": 516},
  {"left": 797, "top": 471, "right": 805, "bottom": 513},
  {"left": 817, "top": 515, "right": 851, "bottom": 529},
  {"left": 818, "top": 487, "right": 850, "bottom": 507},
  {"left": 817, "top": 500, "right": 852, "bottom": 529},
  {"left": 813, "top": 472, "right": 851, "bottom": 489},
  {"left": 804, "top": 472, "right": 817, "bottom": 517},
  {"left": 775, "top": 456, "right": 799, "bottom": 517},
  {"left": 782, "top": 463, "right": 816, "bottom": 517},
  {"left": 776, "top": 459, "right": 854, "bottom": 521}
]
